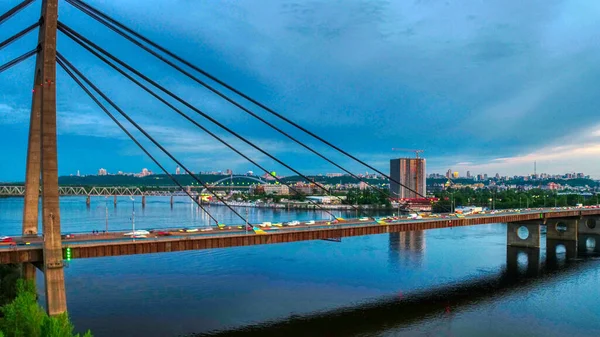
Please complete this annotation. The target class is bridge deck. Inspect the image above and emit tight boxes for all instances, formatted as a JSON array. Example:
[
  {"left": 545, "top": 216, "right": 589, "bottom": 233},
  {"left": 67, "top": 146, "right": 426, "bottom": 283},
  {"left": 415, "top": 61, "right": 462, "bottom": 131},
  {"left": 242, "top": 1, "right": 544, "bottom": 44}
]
[{"left": 1, "top": 209, "right": 598, "bottom": 264}]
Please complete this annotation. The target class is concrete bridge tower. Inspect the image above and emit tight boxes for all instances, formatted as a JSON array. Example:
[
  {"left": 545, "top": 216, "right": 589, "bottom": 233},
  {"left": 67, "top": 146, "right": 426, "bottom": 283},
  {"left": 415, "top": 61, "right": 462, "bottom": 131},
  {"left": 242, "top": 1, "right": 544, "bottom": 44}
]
[{"left": 21, "top": 0, "right": 66, "bottom": 316}]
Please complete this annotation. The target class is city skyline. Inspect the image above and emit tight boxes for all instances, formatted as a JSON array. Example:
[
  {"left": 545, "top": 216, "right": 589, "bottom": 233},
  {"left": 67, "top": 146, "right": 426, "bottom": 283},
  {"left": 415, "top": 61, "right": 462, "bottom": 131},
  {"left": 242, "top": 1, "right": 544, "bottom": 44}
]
[
  {"left": 39, "top": 165, "right": 597, "bottom": 181},
  {"left": 2, "top": 1, "right": 600, "bottom": 181}
]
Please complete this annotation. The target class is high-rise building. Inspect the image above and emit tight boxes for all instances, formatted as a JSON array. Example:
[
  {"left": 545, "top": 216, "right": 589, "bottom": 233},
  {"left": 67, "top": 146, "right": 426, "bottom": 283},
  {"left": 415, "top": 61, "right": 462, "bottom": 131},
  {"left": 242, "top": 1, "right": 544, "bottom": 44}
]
[
  {"left": 390, "top": 158, "right": 426, "bottom": 199},
  {"left": 225, "top": 169, "right": 233, "bottom": 175},
  {"left": 452, "top": 171, "right": 459, "bottom": 179},
  {"left": 446, "top": 169, "right": 452, "bottom": 178},
  {"left": 175, "top": 166, "right": 181, "bottom": 175},
  {"left": 98, "top": 168, "right": 107, "bottom": 176},
  {"left": 466, "top": 171, "right": 471, "bottom": 179}
]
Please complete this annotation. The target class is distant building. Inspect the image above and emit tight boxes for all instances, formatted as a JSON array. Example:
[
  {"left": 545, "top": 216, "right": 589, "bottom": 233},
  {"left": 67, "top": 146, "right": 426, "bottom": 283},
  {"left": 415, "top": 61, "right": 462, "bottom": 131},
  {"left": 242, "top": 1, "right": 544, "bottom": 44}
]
[
  {"left": 326, "top": 173, "right": 343, "bottom": 178},
  {"left": 389, "top": 158, "right": 426, "bottom": 199},
  {"left": 175, "top": 166, "right": 181, "bottom": 175},
  {"left": 452, "top": 171, "right": 459, "bottom": 179},
  {"left": 225, "top": 169, "right": 232, "bottom": 175},
  {"left": 466, "top": 171, "right": 471, "bottom": 179},
  {"left": 446, "top": 169, "right": 452, "bottom": 178},
  {"left": 140, "top": 168, "right": 152, "bottom": 177},
  {"left": 262, "top": 184, "right": 289, "bottom": 195},
  {"left": 76, "top": 170, "right": 80, "bottom": 177},
  {"left": 98, "top": 168, "right": 107, "bottom": 176}
]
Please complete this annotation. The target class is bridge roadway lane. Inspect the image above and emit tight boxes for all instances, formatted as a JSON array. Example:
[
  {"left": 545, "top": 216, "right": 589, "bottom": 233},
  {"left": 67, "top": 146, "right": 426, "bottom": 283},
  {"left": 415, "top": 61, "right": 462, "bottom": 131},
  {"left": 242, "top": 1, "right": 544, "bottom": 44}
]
[
  {"left": 1, "top": 209, "right": 542, "bottom": 248},
  {"left": 1, "top": 208, "right": 598, "bottom": 264}
]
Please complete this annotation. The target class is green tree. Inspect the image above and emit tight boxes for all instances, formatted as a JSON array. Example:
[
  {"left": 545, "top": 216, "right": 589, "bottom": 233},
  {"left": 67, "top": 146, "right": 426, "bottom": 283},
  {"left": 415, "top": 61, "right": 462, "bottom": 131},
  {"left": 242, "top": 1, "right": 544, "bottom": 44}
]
[
  {"left": 0, "top": 280, "right": 93, "bottom": 337},
  {"left": 0, "top": 280, "right": 45, "bottom": 337}
]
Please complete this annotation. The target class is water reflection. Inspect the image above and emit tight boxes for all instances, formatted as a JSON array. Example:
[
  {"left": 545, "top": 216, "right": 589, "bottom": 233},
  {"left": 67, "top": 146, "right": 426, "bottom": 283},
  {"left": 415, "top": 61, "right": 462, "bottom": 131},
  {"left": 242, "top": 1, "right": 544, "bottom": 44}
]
[
  {"left": 388, "top": 232, "right": 426, "bottom": 269},
  {"left": 194, "top": 235, "right": 599, "bottom": 337}
]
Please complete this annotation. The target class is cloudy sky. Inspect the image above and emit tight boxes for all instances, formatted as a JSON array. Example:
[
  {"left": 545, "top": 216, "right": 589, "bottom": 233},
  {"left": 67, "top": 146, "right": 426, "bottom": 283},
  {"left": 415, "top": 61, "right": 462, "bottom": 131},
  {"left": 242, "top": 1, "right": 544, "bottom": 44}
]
[{"left": 1, "top": 0, "right": 600, "bottom": 181}]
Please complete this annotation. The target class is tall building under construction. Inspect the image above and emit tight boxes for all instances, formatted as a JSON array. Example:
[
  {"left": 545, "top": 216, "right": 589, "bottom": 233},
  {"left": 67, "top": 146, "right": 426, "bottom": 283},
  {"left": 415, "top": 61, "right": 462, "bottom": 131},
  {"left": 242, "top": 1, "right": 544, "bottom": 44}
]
[{"left": 390, "top": 158, "right": 426, "bottom": 199}]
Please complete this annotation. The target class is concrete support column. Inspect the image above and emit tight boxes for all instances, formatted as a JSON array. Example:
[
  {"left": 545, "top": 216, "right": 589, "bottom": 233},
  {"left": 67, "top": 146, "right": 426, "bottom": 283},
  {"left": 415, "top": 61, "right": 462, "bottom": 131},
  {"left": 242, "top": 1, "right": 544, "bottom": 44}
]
[
  {"left": 34, "top": 0, "right": 66, "bottom": 316},
  {"left": 578, "top": 234, "right": 600, "bottom": 254},
  {"left": 142, "top": 195, "right": 146, "bottom": 208},
  {"left": 22, "top": 79, "right": 42, "bottom": 237},
  {"left": 579, "top": 217, "right": 600, "bottom": 235},
  {"left": 21, "top": 263, "right": 37, "bottom": 285},
  {"left": 507, "top": 222, "right": 540, "bottom": 248},
  {"left": 546, "top": 219, "right": 578, "bottom": 241},
  {"left": 85, "top": 195, "right": 91, "bottom": 207},
  {"left": 170, "top": 196, "right": 174, "bottom": 208},
  {"left": 113, "top": 195, "right": 117, "bottom": 207}
]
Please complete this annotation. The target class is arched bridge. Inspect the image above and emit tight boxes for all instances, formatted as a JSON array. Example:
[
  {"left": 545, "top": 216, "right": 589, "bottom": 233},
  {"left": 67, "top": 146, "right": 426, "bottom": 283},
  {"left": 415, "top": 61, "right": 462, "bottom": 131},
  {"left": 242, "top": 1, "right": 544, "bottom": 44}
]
[{"left": 200, "top": 175, "right": 268, "bottom": 193}]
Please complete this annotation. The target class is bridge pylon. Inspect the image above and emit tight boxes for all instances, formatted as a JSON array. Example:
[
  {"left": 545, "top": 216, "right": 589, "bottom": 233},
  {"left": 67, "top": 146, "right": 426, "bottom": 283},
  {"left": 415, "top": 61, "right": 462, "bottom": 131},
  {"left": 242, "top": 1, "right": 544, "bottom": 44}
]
[{"left": 22, "top": 0, "right": 66, "bottom": 316}]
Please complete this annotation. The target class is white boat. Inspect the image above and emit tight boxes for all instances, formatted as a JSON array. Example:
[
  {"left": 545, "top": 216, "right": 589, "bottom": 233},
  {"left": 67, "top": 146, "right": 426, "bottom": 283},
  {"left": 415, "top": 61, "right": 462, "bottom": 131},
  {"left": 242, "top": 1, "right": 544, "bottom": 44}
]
[
  {"left": 359, "top": 217, "right": 370, "bottom": 221},
  {"left": 305, "top": 220, "right": 315, "bottom": 225},
  {"left": 288, "top": 221, "right": 300, "bottom": 226},
  {"left": 124, "top": 230, "right": 150, "bottom": 236}
]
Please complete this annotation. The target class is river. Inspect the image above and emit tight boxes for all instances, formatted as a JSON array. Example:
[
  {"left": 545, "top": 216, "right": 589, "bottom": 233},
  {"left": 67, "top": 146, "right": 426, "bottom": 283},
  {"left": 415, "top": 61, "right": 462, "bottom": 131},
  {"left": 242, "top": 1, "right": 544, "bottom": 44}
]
[{"left": 1, "top": 196, "right": 599, "bottom": 337}]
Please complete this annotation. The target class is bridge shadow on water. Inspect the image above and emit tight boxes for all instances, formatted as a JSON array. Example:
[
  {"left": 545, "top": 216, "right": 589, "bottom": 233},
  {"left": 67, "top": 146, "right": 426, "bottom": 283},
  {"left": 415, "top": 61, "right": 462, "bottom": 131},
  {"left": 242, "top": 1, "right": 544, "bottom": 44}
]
[{"left": 188, "top": 236, "right": 600, "bottom": 337}]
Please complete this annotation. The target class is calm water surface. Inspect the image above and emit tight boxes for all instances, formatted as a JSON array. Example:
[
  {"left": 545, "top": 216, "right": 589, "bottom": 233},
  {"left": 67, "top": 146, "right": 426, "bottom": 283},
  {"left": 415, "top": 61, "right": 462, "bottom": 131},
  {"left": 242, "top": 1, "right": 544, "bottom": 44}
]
[{"left": 1, "top": 197, "right": 599, "bottom": 337}]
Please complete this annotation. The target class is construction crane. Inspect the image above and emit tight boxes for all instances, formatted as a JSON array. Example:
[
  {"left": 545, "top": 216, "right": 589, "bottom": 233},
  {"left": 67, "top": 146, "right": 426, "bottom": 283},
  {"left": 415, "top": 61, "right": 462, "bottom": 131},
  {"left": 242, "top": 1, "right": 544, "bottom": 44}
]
[{"left": 392, "top": 148, "right": 424, "bottom": 159}]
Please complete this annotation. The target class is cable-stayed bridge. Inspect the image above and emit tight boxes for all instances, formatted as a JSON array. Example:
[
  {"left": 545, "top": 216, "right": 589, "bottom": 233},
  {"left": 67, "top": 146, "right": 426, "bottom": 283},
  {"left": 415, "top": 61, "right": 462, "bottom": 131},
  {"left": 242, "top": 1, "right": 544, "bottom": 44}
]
[{"left": 1, "top": 0, "right": 599, "bottom": 317}]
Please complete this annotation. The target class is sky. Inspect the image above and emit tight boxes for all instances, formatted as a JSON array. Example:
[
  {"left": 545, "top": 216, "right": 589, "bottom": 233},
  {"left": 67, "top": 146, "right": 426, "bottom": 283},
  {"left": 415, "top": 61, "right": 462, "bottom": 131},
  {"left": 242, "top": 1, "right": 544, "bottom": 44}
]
[{"left": 2, "top": 0, "right": 600, "bottom": 182}]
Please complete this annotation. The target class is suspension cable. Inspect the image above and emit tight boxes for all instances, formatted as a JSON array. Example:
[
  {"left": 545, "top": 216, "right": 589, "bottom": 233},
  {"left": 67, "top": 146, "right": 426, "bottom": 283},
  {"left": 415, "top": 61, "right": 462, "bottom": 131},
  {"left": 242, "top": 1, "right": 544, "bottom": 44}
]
[
  {"left": 65, "top": 0, "right": 425, "bottom": 200},
  {"left": 65, "top": 0, "right": 395, "bottom": 203},
  {"left": 57, "top": 53, "right": 249, "bottom": 226},
  {"left": 0, "top": 0, "right": 36, "bottom": 26},
  {"left": 0, "top": 48, "right": 36, "bottom": 74},
  {"left": 0, "top": 22, "right": 39, "bottom": 52},
  {"left": 58, "top": 23, "right": 362, "bottom": 219},
  {"left": 56, "top": 57, "right": 222, "bottom": 226}
]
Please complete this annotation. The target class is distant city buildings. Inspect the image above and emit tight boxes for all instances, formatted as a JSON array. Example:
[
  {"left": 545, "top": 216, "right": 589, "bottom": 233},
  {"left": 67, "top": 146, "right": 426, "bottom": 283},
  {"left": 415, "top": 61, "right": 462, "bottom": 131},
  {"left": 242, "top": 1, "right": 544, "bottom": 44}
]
[
  {"left": 326, "top": 173, "right": 343, "bottom": 178},
  {"left": 390, "top": 157, "right": 426, "bottom": 199},
  {"left": 98, "top": 168, "right": 107, "bottom": 176},
  {"left": 175, "top": 166, "right": 181, "bottom": 175}
]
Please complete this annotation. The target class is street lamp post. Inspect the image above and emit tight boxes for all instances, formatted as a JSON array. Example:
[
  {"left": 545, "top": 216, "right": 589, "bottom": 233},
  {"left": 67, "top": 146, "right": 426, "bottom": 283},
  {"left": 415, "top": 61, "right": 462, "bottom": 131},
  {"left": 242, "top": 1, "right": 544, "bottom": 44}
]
[
  {"left": 130, "top": 197, "right": 135, "bottom": 241},
  {"left": 105, "top": 196, "right": 108, "bottom": 234}
]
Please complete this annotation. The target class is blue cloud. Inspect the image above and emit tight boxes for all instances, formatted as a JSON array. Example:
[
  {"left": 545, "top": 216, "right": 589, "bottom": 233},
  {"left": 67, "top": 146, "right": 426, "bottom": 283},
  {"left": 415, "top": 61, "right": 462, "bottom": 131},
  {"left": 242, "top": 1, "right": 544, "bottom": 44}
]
[{"left": 2, "top": 0, "right": 600, "bottom": 181}]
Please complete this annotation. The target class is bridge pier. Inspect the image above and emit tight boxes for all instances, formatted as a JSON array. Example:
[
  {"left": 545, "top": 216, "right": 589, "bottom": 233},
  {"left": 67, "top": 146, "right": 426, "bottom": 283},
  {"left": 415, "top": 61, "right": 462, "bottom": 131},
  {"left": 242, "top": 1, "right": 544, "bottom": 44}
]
[
  {"left": 170, "top": 196, "right": 174, "bottom": 208},
  {"left": 86, "top": 195, "right": 91, "bottom": 207},
  {"left": 546, "top": 239, "right": 577, "bottom": 268},
  {"left": 507, "top": 221, "right": 540, "bottom": 248},
  {"left": 21, "top": 262, "right": 37, "bottom": 284},
  {"left": 506, "top": 246, "right": 540, "bottom": 276},
  {"left": 579, "top": 216, "right": 600, "bottom": 235},
  {"left": 578, "top": 234, "right": 600, "bottom": 254},
  {"left": 546, "top": 218, "right": 578, "bottom": 241},
  {"left": 142, "top": 195, "right": 146, "bottom": 208},
  {"left": 114, "top": 195, "right": 117, "bottom": 207}
]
